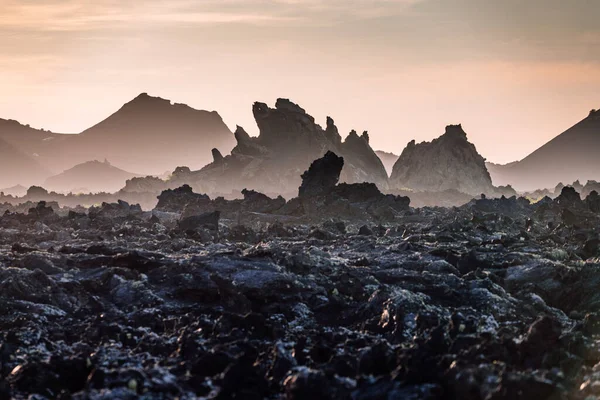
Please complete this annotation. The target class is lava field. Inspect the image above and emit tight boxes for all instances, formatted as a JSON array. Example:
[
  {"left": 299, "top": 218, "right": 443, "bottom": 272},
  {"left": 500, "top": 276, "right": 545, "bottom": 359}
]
[{"left": 2, "top": 168, "right": 600, "bottom": 399}]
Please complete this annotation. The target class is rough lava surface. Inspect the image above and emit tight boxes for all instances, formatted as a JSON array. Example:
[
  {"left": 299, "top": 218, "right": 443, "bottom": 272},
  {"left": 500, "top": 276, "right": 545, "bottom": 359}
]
[{"left": 3, "top": 156, "right": 600, "bottom": 399}]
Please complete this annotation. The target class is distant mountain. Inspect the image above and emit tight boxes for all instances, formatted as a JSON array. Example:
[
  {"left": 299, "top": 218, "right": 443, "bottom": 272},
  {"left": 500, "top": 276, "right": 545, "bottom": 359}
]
[
  {"left": 489, "top": 109, "right": 600, "bottom": 191},
  {"left": 390, "top": 124, "right": 495, "bottom": 195},
  {"left": 65, "top": 93, "right": 236, "bottom": 173},
  {"left": 0, "top": 138, "right": 51, "bottom": 188},
  {"left": 375, "top": 150, "right": 399, "bottom": 176},
  {"left": 44, "top": 160, "right": 140, "bottom": 193},
  {"left": 0, "top": 184, "right": 27, "bottom": 197},
  {"left": 0, "top": 93, "right": 236, "bottom": 176}
]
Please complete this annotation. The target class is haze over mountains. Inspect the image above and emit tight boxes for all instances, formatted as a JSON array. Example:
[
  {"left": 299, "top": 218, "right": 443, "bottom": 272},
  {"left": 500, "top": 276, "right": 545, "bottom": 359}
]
[
  {"left": 174, "top": 98, "right": 390, "bottom": 196},
  {"left": 0, "top": 137, "right": 50, "bottom": 189},
  {"left": 488, "top": 109, "right": 600, "bottom": 191},
  {"left": 0, "top": 92, "right": 599, "bottom": 197},
  {"left": 375, "top": 150, "right": 399, "bottom": 175},
  {"left": 43, "top": 160, "right": 140, "bottom": 194},
  {"left": 0, "top": 93, "right": 235, "bottom": 179}
]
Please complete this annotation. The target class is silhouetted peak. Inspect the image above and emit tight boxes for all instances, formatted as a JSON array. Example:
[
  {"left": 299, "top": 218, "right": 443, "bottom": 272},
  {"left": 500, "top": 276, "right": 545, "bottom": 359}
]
[
  {"left": 361, "top": 131, "right": 369, "bottom": 143},
  {"left": 126, "top": 92, "right": 170, "bottom": 107},
  {"left": 122, "top": 93, "right": 224, "bottom": 119},
  {"left": 443, "top": 124, "right": 467, "bottom": 138},
  {"left": 342, "top": 130, "right": 367, "bottom": 147},
  {"left": 234, "top": 125, "right": 251, "bottom": 143},
  {"left": 212, "top": 148, "right": 224, "bottom": 163},
  {"left": 324, "top": 116, "right": 341, "bottom": 144},
  {"left": 252, "top": 101, "right": 269, "bottom": 117},
  {"left": 589, "top": 109, "right": 600, "bottom": 118},
  {"left": 390, "top": 124, "right": 492, "bottom": 195},
  {"left": 326, "top": 116, "right": 336, "bottom": 129},
  {"left": 275, "top": 98, "right": 306, "bottom": 114}
]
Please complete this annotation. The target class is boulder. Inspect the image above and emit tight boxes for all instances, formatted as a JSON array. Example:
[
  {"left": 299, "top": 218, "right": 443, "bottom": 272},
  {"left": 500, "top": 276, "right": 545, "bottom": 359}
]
[{"left": 298, "top": 151, "right": 344, "bottom": 198}]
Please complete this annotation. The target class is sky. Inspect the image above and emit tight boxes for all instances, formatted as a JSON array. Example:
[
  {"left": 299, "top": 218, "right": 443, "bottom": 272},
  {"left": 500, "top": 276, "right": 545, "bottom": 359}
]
[{"left": 0, "top": 0, "right": 599, "bottom": 164}]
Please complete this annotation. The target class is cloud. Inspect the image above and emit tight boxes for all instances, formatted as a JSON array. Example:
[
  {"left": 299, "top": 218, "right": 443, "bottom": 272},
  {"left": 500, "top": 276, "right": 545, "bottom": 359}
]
[
  {"left": 0, "top": 0, "right": 424, "bottom": 32},
  {"left": 0, "top": 1, "right": 292, "bottom": 32}
]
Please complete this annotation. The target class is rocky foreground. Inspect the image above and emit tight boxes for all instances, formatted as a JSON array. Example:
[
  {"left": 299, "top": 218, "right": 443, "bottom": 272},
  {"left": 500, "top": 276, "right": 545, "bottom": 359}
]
[{"left": 3, "top": 155, "right": 600, "bottom": 399}]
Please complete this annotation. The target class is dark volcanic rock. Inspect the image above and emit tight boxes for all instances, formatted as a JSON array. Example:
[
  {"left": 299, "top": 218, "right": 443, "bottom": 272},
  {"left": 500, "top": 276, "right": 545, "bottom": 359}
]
[
  {"left": 155, "top": 184, "right": 210, "bottom": 212},
  {"left": 178, "top": 211, "right": 220, "bottom": 232},
  {"left": 5, "top": 167, "right": 600, "bottom": 399},
  {"left": 298, "top": 151, "right": 344, "bottom": 198}
]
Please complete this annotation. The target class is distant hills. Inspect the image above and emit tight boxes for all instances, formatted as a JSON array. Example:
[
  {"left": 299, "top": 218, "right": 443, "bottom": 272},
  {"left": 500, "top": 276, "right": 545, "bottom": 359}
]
[
  {"left": 0, "top": 138, "right": 50, "bottom": 188},
  {"left": 375, "top": 150, "right": 399, "bottom": 176},
  {"left": 44, "top": 160, "right": 140, "bottom": 194},
  {"left": 489, "top": 109, "right": 600, "bottom": 191},
  {"left": 0, "top": 93, "right": 235, "bottom": 177}
]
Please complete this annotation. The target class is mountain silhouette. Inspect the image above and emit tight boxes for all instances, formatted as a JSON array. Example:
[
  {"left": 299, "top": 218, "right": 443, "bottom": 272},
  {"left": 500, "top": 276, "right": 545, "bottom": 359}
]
[
  {"left": 390, "top": 124, "right": 495, "bottom": 195},
  {"left": 489, "top": 109, "right": 600, "bottom": 190},
  {"left": 0, "top": 93, "right": 236, "bottom": 176},
  {"left": 0, "top": 138, "right": 51, "bottom": 188},
  {"left": 44, "top": 160, "right": 141, "bottom": 193}
]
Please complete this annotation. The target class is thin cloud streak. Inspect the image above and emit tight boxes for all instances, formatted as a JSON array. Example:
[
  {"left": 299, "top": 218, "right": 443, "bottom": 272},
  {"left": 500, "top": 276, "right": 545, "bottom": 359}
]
[{"left": 0, "top": 0, "right": 422, "bottom": 32}]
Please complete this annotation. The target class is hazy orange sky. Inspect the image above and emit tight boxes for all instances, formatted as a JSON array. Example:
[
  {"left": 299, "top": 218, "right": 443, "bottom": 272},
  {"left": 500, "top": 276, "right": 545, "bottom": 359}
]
[{"left": 1, "top": 0, "right": 599, "bottom": 164}]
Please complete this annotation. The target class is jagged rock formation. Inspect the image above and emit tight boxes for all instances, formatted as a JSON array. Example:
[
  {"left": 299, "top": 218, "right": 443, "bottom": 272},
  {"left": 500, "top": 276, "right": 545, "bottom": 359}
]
[
  {"left": 155, "top": 184, "right": 210, "bottom": 213},
  {"left": 0, "top": 93, "right": 235, "bottom": 177},
  {"left": 489, "top": 108, "right": 600, "bottom": 191},
  {"left": 185, "top": 99, "right": 389, "bottom": 196},
  {"left": 390, "top": 124, "right": 495, "bottom": 195},
  {"left": 0, "top": 138, "right": 51, "bottom": 188},
  {"left": 43, "top": 160, "right": 140, "bottom": 193},
  {"left": 374, "top": 150, "right": 399, "bottom": 176},
  {"left": 157, "top": 152, "right": 409, "bottom": 223}
]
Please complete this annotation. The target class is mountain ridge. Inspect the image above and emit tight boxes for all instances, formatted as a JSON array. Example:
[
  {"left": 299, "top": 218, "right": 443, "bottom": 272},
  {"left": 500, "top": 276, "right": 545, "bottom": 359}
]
[
  {"left": 489, "top": 109, "right": 600, "bottom": 190},
  {"left": 0, "top": 93, "right": 236, "bottom": 176}
]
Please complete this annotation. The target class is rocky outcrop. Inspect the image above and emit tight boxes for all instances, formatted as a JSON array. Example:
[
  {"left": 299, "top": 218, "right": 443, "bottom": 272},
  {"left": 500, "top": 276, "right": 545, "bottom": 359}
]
[
  {"left": 154, "top": 152, "right": 408, "bottom": 224},
  {"left": 281, "top": 152, "right": 410, "bottom": 221},
  {"left": 298, "top": 151, "right": 344, "bottom": 197},
  {"left": 186, "top": 99, "right": 389, "bottom": 196},
  {"left": 155, "top": 184, "right": 210, "bottom": 213},
  {"left": 390, "top": 124, "right": 495, "bottom": 195}
]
